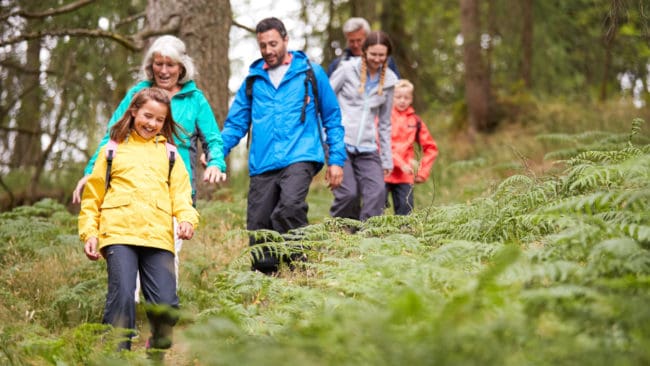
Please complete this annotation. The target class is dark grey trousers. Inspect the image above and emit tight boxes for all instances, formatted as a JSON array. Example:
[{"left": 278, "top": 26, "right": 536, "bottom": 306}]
[
  {"left": 247, "top": 162, "right": 318, "bottom": 237},
  {"left": 330, "top": 150, "right": 386, "bottom": 221},
  {"left": 103, "top": 244, "right": 179, "bottom": 350},
  {"left": 386, "top": 183, "right": 415, "bottom": 215},
  {"left": 247, "top": 162, "right": 318, "bottom": 273}
]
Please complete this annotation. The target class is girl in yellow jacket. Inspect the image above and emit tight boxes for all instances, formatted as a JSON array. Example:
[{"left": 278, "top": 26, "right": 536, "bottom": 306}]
[{"left": 78, "top": 87, "right": 198, "bottom": 354}]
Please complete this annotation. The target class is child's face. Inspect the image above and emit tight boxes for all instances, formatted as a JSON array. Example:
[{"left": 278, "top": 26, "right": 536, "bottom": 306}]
[
  {"left": 132, "top": 100, "right": 168, "bottom": 140},
  {"left": 393, "top": 88, "right": 413, "bottom": 111}
]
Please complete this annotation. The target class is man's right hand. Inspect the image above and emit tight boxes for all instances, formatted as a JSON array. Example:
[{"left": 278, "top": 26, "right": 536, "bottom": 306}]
[{"left": 72, "top": 175, "right": 89, "bottom": 204}]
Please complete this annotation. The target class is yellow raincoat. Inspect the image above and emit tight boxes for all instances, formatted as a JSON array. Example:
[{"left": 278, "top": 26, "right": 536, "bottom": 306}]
[{"left": 78, "top": 131, "right": 199, "bottom": 253}]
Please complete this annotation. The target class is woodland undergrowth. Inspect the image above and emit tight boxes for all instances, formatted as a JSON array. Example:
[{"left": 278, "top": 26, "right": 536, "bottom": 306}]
[{"left": 1, "top": 119, "right": 649, "bottom": 365}]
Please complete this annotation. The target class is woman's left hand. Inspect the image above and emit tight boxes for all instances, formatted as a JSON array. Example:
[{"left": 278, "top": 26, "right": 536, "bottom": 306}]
[
  {"left": 203, "top": 166, "right": 227, "bottom": 183},
  {"left": 383, "top": 169, "right": 392, "bottom": 177},
  {"left": 177, "top": 221, "right": 195, "bottom": 240}
]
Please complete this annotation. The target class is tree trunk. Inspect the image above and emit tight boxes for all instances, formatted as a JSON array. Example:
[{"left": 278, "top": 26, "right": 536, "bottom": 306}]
[
  {"left": 520, "top": 0, "right": 534, "bottom": 89},
  {"left": 350, "top": 0, "right": 377, "bottom": 24},
  {"left": 460, "top": 0, "right": 490, "bottom": 133},
  {"left": 600, "top": 0, "right": 622, "bottom": 102},
  {"left": 10, "top": 19, "right": 42, "bottom": 168},
  {"left": 380, "top": 0, "right": 421, "bottom": 109}
]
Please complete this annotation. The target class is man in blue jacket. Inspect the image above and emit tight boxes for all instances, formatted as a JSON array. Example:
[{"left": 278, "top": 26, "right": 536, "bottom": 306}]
[{"left": 222, "top": 17, "right": 346, "bottom": 274}]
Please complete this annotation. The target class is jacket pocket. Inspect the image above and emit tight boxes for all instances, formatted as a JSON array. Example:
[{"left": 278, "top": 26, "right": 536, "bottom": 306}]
[
  {"left": 99, "top": 194, "right": 132, "bottom": 238},
  {"left": 156, "top": 199, "right": 172, "bottom": 215},
  {"left": 101, "top": 194, "right": 131, "bottom": 209}
]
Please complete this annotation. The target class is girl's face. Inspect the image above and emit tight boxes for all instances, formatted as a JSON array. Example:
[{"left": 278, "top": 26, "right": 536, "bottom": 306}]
[
  {"left": 393, "top": 88, "right": 413, "bottom": 111},
  {"left": 152, "top": 54, "right": 182, "bottom": 93},
  {"left": 131, "top": 99, "right": 168, "bottom": 140},
  {"left": 364, "top": 44, "right": 388, "bottom": 73}
]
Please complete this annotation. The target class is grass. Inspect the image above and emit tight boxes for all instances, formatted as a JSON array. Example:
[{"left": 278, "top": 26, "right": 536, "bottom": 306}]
[{"left": 1, "top": 99, "right": 649, "bottom": 365}]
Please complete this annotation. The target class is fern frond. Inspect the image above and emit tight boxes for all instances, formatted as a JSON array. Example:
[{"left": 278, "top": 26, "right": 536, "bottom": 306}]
[
  {"left": 587, "top": 238, "right": 650, "bottom": 276},
  {"left": 617, "top": 223, "right": 650, "bottom": 245}
]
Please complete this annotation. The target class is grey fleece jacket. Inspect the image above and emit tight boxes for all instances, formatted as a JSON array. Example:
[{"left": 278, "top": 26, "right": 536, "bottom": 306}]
[{"left": 329, "top": 57, "right": 398, "bottom": 170}]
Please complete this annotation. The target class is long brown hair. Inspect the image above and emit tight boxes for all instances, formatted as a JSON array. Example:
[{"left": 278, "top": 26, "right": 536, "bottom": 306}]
[
  {"left": 358, "top": 31, "right": 393, "bottom": 96},
  {"left": 109, "top": 87, "right": 183, "bottom": 144}
]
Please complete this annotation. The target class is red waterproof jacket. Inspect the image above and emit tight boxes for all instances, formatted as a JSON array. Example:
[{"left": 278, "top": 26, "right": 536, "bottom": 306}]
[{"left": 385, "top": 106, "right": 439, "bottom": 184}]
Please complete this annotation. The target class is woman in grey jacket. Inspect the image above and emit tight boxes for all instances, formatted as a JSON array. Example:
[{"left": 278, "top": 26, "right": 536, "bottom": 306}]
[{"left": 329, "top": 31, "right": 399, "bottom": 221}]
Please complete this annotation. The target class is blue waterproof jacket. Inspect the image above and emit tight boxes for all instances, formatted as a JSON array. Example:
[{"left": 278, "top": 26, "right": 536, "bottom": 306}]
[
  {"left": 222, "top": 51, "right": 346, "bottom": 176},
  {"left": 84, "top": 81, "right": 226, "bottom": 187}
]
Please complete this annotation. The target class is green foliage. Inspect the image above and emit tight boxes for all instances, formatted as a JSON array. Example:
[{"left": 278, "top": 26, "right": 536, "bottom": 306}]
[{"left": 1, "top": 119, "right": 650, "bottom": 364}]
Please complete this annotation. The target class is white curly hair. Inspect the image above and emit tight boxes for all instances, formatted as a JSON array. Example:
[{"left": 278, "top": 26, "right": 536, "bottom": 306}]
[{"left": 141, "top": 35, "right": 196, "bottom": 85}]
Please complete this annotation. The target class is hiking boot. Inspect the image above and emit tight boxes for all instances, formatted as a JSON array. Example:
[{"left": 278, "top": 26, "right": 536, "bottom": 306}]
[{"left": 145, "top": 337, "right": 166, "bottom": 362}]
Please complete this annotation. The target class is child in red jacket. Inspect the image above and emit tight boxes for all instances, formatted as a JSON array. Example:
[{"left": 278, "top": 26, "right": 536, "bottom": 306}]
[{"left": 385, "top": 79, "right": 439, "bottom": 215}]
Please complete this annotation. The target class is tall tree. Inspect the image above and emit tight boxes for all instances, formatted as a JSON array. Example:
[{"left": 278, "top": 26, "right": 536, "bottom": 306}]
[
  {"left": 9, "top": 1, "right": 42, "bottom": 169},
  {"left": 460, "top": 0, "right": 490, "bottom": 134},
  {"left": 520, "top": 0, "right": 533, "bottom": 88},
  {"left": 380, "top": 0, "right": 421, "bottom": 108}
]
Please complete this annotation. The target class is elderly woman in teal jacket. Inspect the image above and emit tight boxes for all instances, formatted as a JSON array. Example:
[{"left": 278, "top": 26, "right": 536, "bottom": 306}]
[{"left": 72, "top": 35, "right": 226, "bottom": 202}]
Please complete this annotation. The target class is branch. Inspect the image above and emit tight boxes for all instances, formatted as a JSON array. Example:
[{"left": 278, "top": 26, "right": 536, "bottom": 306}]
[
  {"left": 0, "top": 28, "right": 140, "bottom": 51},
  {"left": 131, "top": 15, "right": 181, "bottom": 45},
  {"left": 115, "top": 11, "right": 146, "bottom": 28},
  {"left": 59, "top": 138, "right": 91, "bottom": 157},
  {"left": 0, "top": 59, "right": 58, "bottom": 76},
  {"left": 0, "top": 0, "right": 95, "bottom": 22},
  {"left": 0, "top": 125, "right": 42, "bottom": 135},
  {"left": 232, "top": 19, "right": 255, "bottom": 34}
]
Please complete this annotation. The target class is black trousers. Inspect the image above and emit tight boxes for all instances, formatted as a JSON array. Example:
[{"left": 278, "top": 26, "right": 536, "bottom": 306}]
[
  {"left": 247, "top": 162, "right": 318, "bottom": 272},
  {"left": 386, "top": 183, "right": 415, "bottom": 215}
]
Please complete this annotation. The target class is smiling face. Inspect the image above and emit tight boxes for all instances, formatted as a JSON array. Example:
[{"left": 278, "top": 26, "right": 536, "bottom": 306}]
[
  {"left": 131, "top": 99, "right": 169, "bottom": 140},
  {"left": 364, "top": 44, "right": 388, "bottom": 74},
  {"left": 151, "top": 54, "right": 182, "bottom": 93},
  {"left": 257, "top": 29, "right": 288, "bottom": 69}
]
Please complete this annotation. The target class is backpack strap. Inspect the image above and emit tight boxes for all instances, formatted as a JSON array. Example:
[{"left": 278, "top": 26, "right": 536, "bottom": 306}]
[
  {"left": 415, "top": 116, "right": 422, "bottom": 146},
  {"left": 104, "top": 139, "right": 118, "bottom": 191},
  {"left": 104, "top": 139, "right": 176, "bottom": 192},
  {"left": 301, "top": 59, "right": 320, "bottom": 123},
  {"left": 245, "top": 75, "right": 260, "bottom": 148},
  {"left": 165, "top": 142, "right": 177, "bottom": 183},
  {"left": 304, "top": 59, "right": 328, "bottom": 164}
]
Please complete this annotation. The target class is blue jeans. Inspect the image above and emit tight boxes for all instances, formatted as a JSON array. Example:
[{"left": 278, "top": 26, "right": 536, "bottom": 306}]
[{"left": 103, "top": 244, "right": 179, "bottom": 350}]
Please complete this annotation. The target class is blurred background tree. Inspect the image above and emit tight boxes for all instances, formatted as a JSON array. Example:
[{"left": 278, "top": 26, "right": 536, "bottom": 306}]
[{"left": 0, "top": 0, "right": 648, "bottom": 210}]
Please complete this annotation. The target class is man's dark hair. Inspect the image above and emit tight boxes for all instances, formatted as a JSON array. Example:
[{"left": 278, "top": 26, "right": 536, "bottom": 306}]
[{"left": 255, "top": 17, "right": 287, "bottom": 38}]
